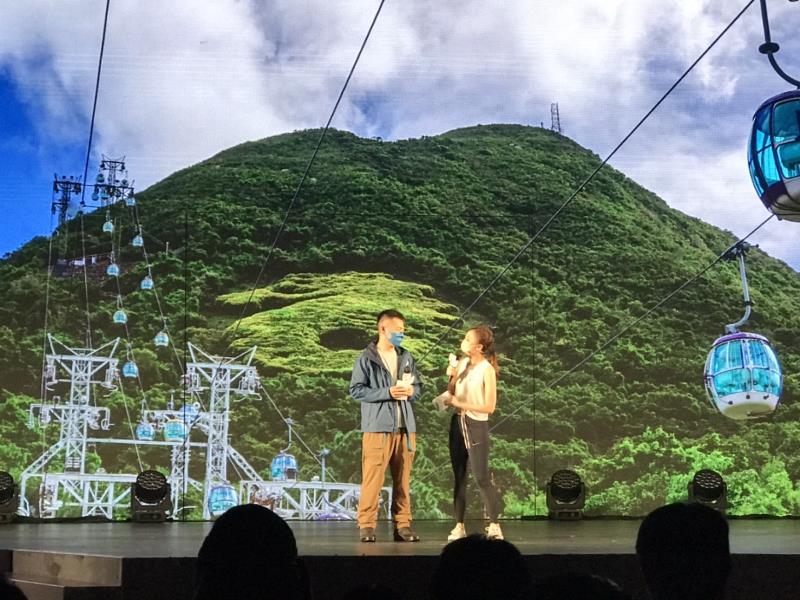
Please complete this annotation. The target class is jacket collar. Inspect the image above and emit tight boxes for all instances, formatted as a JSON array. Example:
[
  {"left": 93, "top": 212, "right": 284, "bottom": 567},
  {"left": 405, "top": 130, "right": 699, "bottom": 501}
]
[{"left": 365, "top": 340, "right": 407, "bottom": 365}]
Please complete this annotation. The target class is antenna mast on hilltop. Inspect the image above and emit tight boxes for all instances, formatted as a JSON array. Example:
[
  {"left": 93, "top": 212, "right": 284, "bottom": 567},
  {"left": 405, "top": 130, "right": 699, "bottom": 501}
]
[{"left": 550, "top": 102, "right": 562, "bottom": 134}]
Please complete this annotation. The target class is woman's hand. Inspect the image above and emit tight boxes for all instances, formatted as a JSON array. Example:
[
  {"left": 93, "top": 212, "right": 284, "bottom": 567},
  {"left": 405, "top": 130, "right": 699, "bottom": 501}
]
[{"left": 446, "top": 396, "right": 462, "bottom": 409}]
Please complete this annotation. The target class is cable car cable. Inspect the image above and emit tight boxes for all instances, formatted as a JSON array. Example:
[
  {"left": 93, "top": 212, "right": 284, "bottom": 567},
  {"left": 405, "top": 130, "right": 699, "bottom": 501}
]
[
  {"left": 76, "top": 0, "right": 112, "bottom": 345},
  {"left": 125, "top": 199, "right": 185, "bottom": 375},
  {"left": 488, "top": 213, "right": 776, "bottom": 434},
  {"left": 197, "top": 0, "right": 387, "bottom": 464},
  {"left": 414, "top": 0, "right": 758, "bottom": 368},
  {"left": 223, "top": 0, "right": 386, "bottom": 351}
]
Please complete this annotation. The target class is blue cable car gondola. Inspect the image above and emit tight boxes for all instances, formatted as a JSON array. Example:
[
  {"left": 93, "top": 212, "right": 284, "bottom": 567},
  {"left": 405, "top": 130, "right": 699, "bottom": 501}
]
[
  {"left": 113, "top": 309, "right": 128, "bottom": 325},
  {"left": 132, "top": 234, "right": 144, "bottom": 247},
  {"left": 122, "top": 361, "right": 139, "bottom": 378},
  {"left": 271, "top": 418, "right": 298, "bottom": 481},
  {"left": 271, "top": 452, "right": 298, "bottom": 481},
  {"left": 748, "top": 90, "right": 800, "bottom": 220},
  {"left": 126, "top": 195, "right": 136, "bottom": 207},
  {"left": 140, "top": 275, "right": 154, "bottom": 290},
  {"left": 180, "top": 402, "right": 200, "bottom": 424},
  {"left": 163, "top": 419, "right": 188, "bottom": 442},
  {"left": 107, "top": 263, "right": 120, "bottom": 277},
  {"left": 208, "top": 484, "right": 238, "bottom": 517},
  {"left": 136, "top": 421, "right": 156, "bottom": 441},
  {"left": 96, "top": 173, "right": 105, "bottom": 184},
  {"left": 102, "top": 220, "right": 114, "bottom": 233},
  {"left": 748, "top": 0, "right": 800, "bottom": 220},
  {"left": 704, "top": 332, "right": 782, "bottom": 420},
  {"left": 154, "top": 331, "right": 169, "bottom": 347},
  {"left": 703, "top": 242, "right": 782, "bottom": 420}
]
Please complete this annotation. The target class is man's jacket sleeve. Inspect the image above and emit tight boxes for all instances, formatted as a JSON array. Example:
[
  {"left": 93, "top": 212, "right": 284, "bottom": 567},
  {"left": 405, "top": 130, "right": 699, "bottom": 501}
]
[{"left": 350, "top": 355, "right": 391, "bottom": 403}]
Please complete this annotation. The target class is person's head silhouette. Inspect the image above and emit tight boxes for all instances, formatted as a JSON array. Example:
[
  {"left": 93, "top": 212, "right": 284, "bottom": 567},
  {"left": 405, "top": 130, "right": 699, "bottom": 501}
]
[
  {"left": 430, "top": 534, "right": 531, "bottom": 600},
  {"left": 194, "top": 504, "right": 310, "bottom": 600},
  {"left": 0, "top": 575, "right": 28, "bottom": 600},
  {"left": 636, "top": 502, "right": 730, "bottom": 600}
]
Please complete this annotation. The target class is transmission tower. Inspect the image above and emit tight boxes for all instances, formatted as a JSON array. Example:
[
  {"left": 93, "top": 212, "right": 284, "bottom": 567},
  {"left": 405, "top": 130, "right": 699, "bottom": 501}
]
[
  {"left": 19, "top": 340, "right": 388, "bottom": 520},
  {"left": 51, "top": 176, "right": 83, "bottom": 228},
  {"left": 550, "top": 102, "right": 562, "bottom": 134},
  {"left": 93, "top": 156, "right": 134, "bottom": 206},
  {"left": 19, "top": 336, "right": 119, "bottom": 518}
]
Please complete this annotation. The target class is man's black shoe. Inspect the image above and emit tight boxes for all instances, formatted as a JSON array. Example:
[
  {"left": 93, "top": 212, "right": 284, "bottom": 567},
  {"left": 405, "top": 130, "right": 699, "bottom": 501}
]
[
  {"left": 393, "top": 526, "right": 420, "bottom": 542},
  {"left": 360, "top": 527, "right": 376, "bottom": 543}
]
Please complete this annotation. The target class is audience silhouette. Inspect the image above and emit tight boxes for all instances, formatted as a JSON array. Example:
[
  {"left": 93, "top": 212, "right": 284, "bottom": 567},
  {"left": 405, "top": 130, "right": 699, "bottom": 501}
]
[
  {"left": 194, "top": 504, "right": 311, "bottom": 600},
  {"left": 430, "top": 534, "right": 531, "bottom": 600},
  {"left": 636, "top": 502, "right": 730, "bottom": 600}
]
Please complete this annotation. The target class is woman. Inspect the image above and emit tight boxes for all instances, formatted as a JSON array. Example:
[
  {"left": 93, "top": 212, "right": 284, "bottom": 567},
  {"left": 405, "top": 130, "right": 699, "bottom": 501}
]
[{"left": 445, "top": 324, "right": 503, "bottom": 541}]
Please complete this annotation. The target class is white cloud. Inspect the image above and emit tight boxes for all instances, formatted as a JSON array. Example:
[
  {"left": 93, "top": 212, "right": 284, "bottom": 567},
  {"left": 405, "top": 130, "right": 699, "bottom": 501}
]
[{"left": 1, "top": 0, "right": 799, "bottom": 268}]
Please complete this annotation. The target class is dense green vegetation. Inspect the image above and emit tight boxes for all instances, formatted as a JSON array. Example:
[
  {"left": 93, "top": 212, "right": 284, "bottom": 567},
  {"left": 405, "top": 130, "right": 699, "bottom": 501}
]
[{"left": 1, "top": 124, "right": 799, "bottom": 518}]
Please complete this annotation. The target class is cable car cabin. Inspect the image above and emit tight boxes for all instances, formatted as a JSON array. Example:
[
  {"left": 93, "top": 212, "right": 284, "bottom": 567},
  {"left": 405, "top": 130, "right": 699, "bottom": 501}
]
[
  {"left": 154, "top": 331, "right": 169, "bottom": 347},
  {"left": 748, "top": 90, "right": 800, "bottom": 220},
  {"left": 163, "top": 419, "right": 188, "bottom": 442},
  {"left": 208, "top": 484, "right": 238, "bottom": 517},
  {"left": 704, "top": 332, "right": 782, "bottom": 420},
  {"left": 180, "top": 402, "right": 200, "bottom": 423},
  {"left": 136, "top": 422, "right": 156, "bottom": 441},
  {"left": 122, "top": 361, "right": 139, "bottom": 378},
  {"left": 271, "top": 452, "right": 298, "bottom": 482}
]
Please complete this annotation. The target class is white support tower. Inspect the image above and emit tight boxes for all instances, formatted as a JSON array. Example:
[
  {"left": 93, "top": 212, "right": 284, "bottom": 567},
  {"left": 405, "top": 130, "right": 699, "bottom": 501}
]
[
  {"left": 19, "top": 335, "right": 120, "bottom": 517},
  {"left": 184, "top": 343, "right": 260, "bottom": 519},
  {"left": 19, "top": 339, "right": 383, "bottom": 521}
]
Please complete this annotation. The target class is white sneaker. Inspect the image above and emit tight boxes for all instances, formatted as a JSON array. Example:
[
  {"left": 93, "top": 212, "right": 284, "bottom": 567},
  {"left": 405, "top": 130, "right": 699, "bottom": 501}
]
[
  {"left": 486, "top": 522, "right": 503, "bottom": 540},
  {"left": 447, "top": 523, "right": 466, "bottom": 541}
]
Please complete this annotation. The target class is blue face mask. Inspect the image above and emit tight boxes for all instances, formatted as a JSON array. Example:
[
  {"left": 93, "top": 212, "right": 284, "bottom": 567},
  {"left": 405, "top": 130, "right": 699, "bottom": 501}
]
[{"left": 388, "top": 331, "right": 405, "bottom": 347}]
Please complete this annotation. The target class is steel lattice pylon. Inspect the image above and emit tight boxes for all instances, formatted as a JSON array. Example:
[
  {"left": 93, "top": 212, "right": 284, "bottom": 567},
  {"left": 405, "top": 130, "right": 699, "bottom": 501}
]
[{"left": 19, "top": 339, "right": 381, "bottom": 521}]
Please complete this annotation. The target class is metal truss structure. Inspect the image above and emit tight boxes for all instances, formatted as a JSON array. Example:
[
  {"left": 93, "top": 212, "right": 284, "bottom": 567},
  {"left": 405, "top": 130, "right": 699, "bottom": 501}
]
[{"left": 18, "top": 338, "right": 383, "bottom": 521}]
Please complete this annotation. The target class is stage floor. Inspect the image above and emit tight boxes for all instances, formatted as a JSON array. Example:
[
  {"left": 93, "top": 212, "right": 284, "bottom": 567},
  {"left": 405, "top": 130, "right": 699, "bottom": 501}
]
[
  {"left": 3, "top": 520, "right": 800, "bottom": 600},
  {"left": 1, "top": 518, "right": 800, "bottom": 557}
]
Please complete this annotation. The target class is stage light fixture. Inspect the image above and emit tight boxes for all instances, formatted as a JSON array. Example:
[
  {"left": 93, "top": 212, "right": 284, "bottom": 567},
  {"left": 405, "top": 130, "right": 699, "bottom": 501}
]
[
  {"left": 0, "top": 471, "right": 19, "bottom": 524},
  {"left": 131, "top": 470, "right": 172, "bottom": 522},
  {"left": 546, "top": 469, "right": 585, "bottom": 520},
  {"left": 688, "top": 469, "right": 728, "bottom": 512}
]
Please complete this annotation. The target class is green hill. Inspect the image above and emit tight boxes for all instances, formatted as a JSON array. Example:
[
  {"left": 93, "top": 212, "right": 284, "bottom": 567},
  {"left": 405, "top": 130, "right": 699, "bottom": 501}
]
[{"left": 2, "top": 124, "right": 800, "bottom": 517}]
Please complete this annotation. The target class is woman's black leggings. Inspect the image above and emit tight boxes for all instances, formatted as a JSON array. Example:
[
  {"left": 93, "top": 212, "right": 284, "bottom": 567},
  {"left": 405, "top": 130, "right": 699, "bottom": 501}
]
[{"left": 449, "top": 413, "right": 500, "bottom": 522}]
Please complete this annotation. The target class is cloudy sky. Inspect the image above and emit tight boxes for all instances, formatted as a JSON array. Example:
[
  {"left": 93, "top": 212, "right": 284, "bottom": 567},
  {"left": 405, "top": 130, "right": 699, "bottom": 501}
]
[{"left": 1, "top": 0, "right": 799, "bottom": 270}]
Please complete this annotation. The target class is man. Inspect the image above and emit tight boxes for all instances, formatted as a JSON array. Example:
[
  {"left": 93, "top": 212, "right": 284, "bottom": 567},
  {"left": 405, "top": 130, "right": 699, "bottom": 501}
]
[
  {"left": 636, "top": 502, "right": 731, "bottom": 600},
  {"left": 350, "top": 309, "right": 423, "bottom": 542}
]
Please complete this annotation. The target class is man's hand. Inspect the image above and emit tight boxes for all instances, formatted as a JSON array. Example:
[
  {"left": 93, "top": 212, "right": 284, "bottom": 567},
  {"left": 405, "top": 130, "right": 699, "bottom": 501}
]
[{"left": 390, "top": 384, "right": 413, "bottom": 400}]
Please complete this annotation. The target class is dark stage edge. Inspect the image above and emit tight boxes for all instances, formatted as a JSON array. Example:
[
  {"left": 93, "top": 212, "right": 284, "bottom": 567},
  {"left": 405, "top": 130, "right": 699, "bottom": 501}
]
[{"left": 2, "top": 520, "right": 800, "bottom": 600}]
